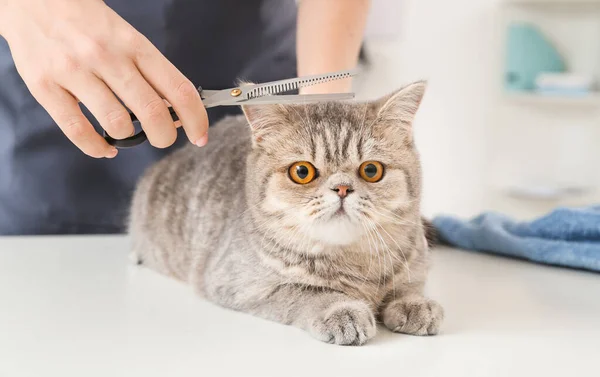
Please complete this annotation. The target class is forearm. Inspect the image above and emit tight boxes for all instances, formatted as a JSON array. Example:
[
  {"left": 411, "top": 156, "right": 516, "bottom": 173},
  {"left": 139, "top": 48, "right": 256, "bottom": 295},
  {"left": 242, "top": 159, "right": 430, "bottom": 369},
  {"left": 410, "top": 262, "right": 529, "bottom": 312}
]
[
  {"left": 297, "top": 0, "right": 370, "bottom": 94},
  {"left": 0, "top": 0, "right": 9, "bottom": 35}
]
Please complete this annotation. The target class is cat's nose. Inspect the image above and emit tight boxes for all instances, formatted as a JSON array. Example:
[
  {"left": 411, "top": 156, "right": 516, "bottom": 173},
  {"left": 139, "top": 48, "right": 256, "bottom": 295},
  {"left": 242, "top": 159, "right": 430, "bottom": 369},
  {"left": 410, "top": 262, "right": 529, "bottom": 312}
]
[{"left": 332, "top": 184, "right": 353, "bottom": 199}]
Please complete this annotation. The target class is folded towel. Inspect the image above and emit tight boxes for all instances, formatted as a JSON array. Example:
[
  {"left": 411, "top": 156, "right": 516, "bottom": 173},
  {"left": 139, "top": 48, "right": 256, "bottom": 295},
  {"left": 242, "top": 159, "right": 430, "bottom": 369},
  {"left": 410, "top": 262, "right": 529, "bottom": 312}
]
[{"left": 432, "top": 206, "right": 600, "bottom": 272}]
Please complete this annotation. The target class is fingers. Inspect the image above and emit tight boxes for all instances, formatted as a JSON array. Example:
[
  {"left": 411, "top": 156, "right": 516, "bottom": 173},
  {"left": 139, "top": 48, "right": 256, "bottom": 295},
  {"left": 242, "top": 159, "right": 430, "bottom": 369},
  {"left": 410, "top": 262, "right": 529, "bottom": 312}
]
[
  {"left": 4, "top": 0, "right": 202, "bottom": 155},
  {"left": 101, "top": 61, "right": 177, "bottom": 148},
  {"left": 65, "top": 73, "right": 134, "bottom": 140},
  {"left": 133, "top": 39, "right": 209, "bottom": 146},
  {"left": 32, "top": 83, "right": 117, "bottom": 158}
]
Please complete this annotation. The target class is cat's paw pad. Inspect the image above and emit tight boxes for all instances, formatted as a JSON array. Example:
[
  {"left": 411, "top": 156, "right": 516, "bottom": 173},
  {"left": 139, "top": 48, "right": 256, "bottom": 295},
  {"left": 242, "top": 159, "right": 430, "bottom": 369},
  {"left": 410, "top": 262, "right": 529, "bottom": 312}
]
[
  {"left": 309, "top": 301, "right": 376, "bottom": 346},
  {"left": 382, "top": 297, "right": 443, "bottom": 336}
]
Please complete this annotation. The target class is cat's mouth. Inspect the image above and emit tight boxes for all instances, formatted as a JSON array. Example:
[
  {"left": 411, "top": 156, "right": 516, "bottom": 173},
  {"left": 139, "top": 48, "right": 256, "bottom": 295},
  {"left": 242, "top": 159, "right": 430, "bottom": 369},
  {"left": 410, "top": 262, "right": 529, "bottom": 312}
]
[
  {"left": 332, "top": 203, "right": 346, "bottom": 217},
  {"left": 330, "top": 204, "right": 357, "bottom": 222},
  {"left": 333, "top": 208, "right": 346, "bottom": 217}
]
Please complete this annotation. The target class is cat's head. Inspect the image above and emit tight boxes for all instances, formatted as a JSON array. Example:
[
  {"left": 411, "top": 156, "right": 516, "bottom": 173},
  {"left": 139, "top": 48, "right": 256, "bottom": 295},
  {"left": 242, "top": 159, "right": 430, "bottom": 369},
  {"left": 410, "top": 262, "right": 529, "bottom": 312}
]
[{"left": 243, "top": 82, "right": 426, "bottom": 247}]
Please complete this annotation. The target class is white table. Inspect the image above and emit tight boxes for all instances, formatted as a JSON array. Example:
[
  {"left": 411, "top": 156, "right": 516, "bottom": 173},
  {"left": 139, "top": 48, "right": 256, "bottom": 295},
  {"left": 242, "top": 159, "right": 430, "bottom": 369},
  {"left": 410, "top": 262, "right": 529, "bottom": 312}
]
[{"left": 1, "top": 236, "right": 599, "bottom": 377}]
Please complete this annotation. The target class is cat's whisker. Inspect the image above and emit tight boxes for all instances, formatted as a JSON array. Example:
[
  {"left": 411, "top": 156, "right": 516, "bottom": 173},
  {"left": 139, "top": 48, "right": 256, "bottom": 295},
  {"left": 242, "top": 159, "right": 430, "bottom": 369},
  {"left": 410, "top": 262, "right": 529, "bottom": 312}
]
[
  {"left": 264, "top": 223, "right": 302, "bottom": 262},
  {"left": 358, "top": 196, "right": 420, "bottom": 210},
  {"left": 376, "top": 232, "right": 399, "bottom": 301},
  {"left": 378, "top": 200, "right": 421, "bottom": 214},
  {"left": 364, "top": 205, "right": 422, "bottom": 228},
  {"left": 356, "top": 221, "right": 373, "bottom": 285},
  {"left": 238, "top": 199, "right": 264, "bottom": 217},
  {"left": 359, "top": 223, "right": 381, "bottom": 297},
  {"left": 253, "top": 217, "right": 296, "bottom": 245},
  {"left": 376, "top": 210, "right": 418, "bottom": 221},
  {"left": 362, "top": 214, "right": 411, "bottom": 288},
  {"left": 363, "top": 214, "right": 409, "bottom": 264},
  {"left": 378, "top": 229, "right": 397, "bottom": 300},
  {"left": 371, "top": 222, "right": 412, "bottom": 287},
  {"left": 281, "top": 222, "right": 305, "bottom": 257},
  {"left": 275, "top": 212, "right": 315, "bottom": 260},
  {"left": 254, "top": 215, "right": 287, "bottom": 236},
  {"left": 361, "top": 216, "right": 384, "bottom": 291},
  {"left": 368, "top": 211, "right": 417, "bottom": 228},
  {"left": 371, "top": 217, "right": 412, "bottom": 285},
  {"left": 357, "top": 219, "right": 378, "bottom": 293},
  {"left": 258, "top": 224, "right": 287, "bottom": 258},
  {"left": 360, "top": 216, "right": 387, "bottom": 268}
]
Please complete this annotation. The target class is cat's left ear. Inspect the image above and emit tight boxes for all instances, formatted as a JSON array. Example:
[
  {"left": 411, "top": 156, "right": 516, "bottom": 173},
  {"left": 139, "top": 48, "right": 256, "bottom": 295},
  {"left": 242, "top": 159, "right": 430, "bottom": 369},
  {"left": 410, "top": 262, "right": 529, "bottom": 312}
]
[
  {"left": 373, "top": 81, "right": 427, "bottom": 129},
  {"left": 241, "top": 104, "right": 288, "bottom": 145},
  {"left": 237, "top": 80, "right": 291, "bottom": 145}
]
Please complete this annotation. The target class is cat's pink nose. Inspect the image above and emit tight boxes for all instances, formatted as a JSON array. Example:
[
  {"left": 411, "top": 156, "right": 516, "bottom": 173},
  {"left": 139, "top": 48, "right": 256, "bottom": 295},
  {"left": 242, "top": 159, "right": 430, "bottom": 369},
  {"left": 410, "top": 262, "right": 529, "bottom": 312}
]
[{"left": 332, "top": 184, "right": 353, "bottom": 199}]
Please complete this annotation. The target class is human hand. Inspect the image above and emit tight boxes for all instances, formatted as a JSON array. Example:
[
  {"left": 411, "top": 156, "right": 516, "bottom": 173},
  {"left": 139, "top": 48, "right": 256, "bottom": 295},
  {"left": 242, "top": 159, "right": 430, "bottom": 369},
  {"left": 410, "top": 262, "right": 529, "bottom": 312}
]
[{"left": 0, "top": 0, "right": 208, "bottom": 158}]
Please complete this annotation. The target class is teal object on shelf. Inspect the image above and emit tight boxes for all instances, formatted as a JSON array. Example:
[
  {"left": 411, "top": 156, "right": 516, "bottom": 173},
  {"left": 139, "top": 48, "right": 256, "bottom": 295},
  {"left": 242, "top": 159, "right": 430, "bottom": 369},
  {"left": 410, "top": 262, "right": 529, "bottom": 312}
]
[{"left": 505, "top": 23, "right": 565, "bottom": 92}]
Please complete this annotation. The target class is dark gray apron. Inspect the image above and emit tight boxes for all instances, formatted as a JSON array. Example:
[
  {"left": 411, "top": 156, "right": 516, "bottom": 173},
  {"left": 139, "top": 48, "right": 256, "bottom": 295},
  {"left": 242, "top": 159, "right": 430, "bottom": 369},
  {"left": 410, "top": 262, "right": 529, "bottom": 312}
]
[{"left": 0, "top": 0, "right": 297, "bottom": 235}]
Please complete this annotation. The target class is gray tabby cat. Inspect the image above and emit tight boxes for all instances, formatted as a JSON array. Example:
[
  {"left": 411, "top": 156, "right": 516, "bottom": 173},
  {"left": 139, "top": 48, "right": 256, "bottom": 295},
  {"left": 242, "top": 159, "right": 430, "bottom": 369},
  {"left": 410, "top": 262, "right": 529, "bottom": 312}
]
[{"left": 129, "top": 81, "right": 443, "bottom": 346}]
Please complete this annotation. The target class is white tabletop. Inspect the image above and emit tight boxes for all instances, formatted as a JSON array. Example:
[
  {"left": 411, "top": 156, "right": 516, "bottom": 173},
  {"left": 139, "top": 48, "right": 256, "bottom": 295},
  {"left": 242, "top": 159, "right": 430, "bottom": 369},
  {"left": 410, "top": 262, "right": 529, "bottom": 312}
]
[{"left": 1, "top": 236, "right": 598, "bottom": 377}]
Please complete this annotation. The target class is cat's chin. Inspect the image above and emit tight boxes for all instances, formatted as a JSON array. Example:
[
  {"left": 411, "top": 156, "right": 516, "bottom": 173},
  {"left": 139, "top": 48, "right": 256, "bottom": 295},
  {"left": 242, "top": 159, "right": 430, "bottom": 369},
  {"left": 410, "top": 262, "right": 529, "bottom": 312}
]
[{"left": 306, "top": 217, "right": 363, "bottom": 246}]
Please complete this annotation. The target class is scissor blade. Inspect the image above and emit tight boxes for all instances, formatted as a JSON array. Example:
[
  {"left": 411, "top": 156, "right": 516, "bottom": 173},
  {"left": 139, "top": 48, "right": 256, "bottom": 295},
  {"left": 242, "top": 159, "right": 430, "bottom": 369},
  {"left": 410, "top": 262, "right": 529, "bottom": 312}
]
[
  {"left": 244, "top": 69, "right": 358, "bottom": 100},
  {"left": 240, "top": 93, "right": 355, "bottom": 105}
]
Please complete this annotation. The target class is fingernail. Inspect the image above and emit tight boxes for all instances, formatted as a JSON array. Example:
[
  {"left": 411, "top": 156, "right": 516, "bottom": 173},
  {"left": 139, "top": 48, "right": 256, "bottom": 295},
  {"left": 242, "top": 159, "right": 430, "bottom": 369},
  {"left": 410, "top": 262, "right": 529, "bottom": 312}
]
[
  {"left": 194, "top": 133, "right": 208, "bottom": 147},
  {"left": 106, "top": 148, "right": 118, "bottom": 158}
]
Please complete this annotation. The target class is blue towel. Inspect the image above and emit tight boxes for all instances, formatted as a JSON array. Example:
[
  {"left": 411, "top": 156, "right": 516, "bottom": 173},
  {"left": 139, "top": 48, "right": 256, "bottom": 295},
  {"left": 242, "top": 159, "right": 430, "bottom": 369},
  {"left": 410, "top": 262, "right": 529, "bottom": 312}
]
[{"left": 432, "top": 206, "right": 600, "bottom": 272}]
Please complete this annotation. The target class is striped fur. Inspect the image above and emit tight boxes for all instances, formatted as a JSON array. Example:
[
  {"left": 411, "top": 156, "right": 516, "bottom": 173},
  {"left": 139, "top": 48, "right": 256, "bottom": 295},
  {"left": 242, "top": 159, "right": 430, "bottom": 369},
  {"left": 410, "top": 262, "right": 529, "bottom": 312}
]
[{"left": 129, "top": 82, "right": 443, "bottom": 345}]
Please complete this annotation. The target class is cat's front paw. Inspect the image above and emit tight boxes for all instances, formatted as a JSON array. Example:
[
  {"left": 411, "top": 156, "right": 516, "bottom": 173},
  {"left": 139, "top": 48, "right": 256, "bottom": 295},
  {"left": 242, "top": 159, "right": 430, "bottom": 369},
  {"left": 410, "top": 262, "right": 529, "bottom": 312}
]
[
  {"left": 309, "top": 301, "right": 376, "bottom": 346},
  {"left": 382, "top": 297, "right": 443, "bottom": 336}
]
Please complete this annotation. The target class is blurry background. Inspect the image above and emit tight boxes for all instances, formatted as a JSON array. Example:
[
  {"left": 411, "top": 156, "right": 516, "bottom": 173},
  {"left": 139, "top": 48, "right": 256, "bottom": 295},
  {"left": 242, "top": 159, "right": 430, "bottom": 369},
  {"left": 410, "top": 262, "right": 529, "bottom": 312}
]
[{"left": 355, "top": 0, "right": 600, "bottom": 220}]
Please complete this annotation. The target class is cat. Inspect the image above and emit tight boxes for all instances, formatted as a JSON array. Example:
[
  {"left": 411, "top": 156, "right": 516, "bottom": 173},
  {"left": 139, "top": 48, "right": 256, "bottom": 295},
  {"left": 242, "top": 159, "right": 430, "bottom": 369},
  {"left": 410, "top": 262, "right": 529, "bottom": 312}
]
[{"left": 128, "top": 81, "right": 444, "bottom": 346}]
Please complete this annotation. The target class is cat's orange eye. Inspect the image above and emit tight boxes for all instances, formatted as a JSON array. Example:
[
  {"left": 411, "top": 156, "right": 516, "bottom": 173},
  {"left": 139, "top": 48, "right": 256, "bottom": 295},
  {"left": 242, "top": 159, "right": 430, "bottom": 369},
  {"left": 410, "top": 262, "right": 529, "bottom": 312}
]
[
  {"left": 359, "top": 161, "right": 384, "bottom": 183},
  {"left": 289, "top": 161, "right": 317, "bottom": 184}
]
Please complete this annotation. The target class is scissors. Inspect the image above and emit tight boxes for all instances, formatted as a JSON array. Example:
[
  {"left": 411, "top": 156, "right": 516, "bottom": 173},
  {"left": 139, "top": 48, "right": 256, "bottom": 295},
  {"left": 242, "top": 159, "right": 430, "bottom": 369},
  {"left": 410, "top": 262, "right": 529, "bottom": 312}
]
[{"left": 103, "top": 69, "right": 358, "bottom": 149}]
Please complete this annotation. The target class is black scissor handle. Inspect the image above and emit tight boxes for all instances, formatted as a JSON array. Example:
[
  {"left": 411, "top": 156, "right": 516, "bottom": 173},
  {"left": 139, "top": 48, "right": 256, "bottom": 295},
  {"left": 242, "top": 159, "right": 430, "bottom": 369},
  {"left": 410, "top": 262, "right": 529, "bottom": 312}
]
[{"left": 103, "top": 107, "right": 180, "bottom": 148}]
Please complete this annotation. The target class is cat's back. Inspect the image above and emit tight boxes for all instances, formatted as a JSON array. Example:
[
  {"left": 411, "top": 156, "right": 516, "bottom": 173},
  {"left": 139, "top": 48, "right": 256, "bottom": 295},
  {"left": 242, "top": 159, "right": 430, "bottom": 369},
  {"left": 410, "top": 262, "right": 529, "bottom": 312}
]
[
  {"left": 134, "top": 115, "right": 251, "bottom": 204},
  {"left": 129, "top": 115, "right": 252, "bottom": 279}
]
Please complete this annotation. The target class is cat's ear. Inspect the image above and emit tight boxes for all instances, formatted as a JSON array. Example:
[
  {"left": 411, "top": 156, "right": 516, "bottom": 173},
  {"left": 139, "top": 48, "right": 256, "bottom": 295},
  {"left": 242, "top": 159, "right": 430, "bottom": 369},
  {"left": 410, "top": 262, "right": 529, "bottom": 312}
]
[
  {"left": 237, "top": 80, "right": 289, "bottom": 145},
  {"left": 373, "top": 81, "right": 427, "bottom": 129},
  {"left": 242, "top": 104, "right": 288, "bottom": 145}
]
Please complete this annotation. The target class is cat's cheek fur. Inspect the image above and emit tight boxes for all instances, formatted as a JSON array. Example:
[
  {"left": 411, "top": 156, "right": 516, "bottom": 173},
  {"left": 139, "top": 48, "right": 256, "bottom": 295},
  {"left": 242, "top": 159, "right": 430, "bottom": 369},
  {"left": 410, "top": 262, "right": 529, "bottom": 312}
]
[
  {"left": 261, "top": 175, "right": 305, "bottom": 216},
  {"left": 368, "top": 170, "right": 412, "bottom": 214},
  {"left": 263, "top": 189, "right": 289, "bottom": 214}
]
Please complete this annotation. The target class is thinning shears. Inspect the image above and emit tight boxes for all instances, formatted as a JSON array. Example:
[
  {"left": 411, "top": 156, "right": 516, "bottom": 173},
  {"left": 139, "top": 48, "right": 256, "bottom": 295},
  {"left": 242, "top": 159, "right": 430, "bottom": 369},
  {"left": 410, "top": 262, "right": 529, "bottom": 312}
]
[{"left": 103, "top": 69, "right": 358, "bottom": 148}]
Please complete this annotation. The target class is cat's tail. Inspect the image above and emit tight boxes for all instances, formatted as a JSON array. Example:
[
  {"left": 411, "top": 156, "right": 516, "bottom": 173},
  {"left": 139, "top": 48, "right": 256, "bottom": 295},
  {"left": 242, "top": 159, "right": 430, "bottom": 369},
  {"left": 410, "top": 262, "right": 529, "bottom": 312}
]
[{"left": 422, "top": 218, "right": 439, "bottom": 249}]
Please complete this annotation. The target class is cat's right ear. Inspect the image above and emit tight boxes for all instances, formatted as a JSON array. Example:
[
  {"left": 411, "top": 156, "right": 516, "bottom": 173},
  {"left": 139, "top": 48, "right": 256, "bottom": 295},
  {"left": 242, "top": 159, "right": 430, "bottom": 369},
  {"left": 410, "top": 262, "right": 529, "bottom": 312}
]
[
  {"left": 242, "top": 104, "right": 287, "bottom": 145},
  {"left": 373, "top": 81, "right": 427, "bottom": 130}
]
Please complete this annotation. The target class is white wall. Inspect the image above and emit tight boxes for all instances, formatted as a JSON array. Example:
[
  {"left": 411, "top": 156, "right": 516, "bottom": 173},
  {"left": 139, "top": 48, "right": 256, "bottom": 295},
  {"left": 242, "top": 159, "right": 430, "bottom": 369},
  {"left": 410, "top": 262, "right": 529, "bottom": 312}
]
[
  {"left": 356, "top": 0, "right": 600, "bottom": 218},
  {"left": 357, "top": 0, "right": 500, "bottom": 217},
  {"left": 363, "top": 0, "right": 403, "bottom": 39}
]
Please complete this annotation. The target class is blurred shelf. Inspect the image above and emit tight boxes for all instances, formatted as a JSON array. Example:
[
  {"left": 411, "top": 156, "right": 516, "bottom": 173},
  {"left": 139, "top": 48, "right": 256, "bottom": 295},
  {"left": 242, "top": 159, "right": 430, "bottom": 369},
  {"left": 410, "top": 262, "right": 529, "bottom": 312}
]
[
  {"left": 504, "top": 0, "right": 600, "bottom": 8},
  {"left": 505, "top": 185, "right": 594, "bottom": 201},
  {"left": 504, "top": 92, "right": 600, "bottom": 106}
]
